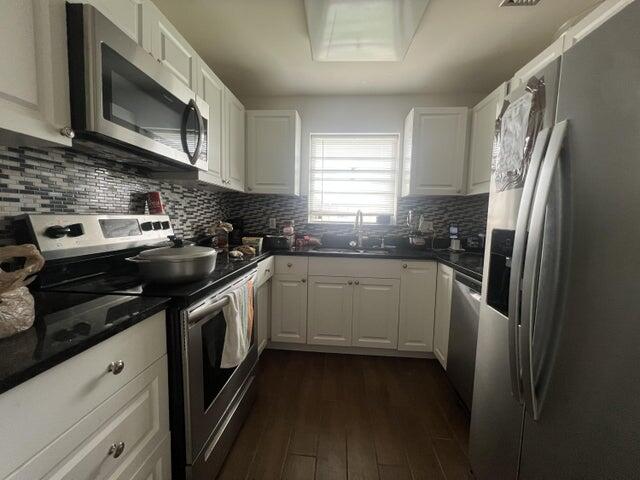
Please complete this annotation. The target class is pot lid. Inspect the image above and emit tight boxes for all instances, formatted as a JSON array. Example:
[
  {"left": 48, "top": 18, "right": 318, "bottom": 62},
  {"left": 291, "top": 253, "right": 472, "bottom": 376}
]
[{"left": 138, "top": 245, "right": 217, "bottom": 262}]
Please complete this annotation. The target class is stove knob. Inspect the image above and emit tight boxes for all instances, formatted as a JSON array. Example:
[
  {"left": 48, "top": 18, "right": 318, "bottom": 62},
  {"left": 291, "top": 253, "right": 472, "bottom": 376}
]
[
  {"left": 152, "top": 221, "right": 162, "bottom": 230},
  {"left": 45, "top": 225, "right": 71, "bottom": 239},
  {"left": 161, "top": 221, "right": 170, "bottom": 230},
  {"left": 141, "top": 222, "right": 153, "bottom": 232},
  {"left": 67, "top": 223, "right": 84, "bottom": 237}
]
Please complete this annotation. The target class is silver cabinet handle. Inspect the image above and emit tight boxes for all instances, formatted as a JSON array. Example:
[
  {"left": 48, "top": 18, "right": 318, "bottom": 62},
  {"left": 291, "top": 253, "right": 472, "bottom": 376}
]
[
  {"left": 354, "top": 280, "right": 360, "bottom": 285},
  {"left": 108, "top": 442, "right": 125, "bottom": 458},
  {"left": 107, "top": 360, "right": 125, "bottom": 375},
  {"left": 402, "top": 263, "right": 408, "bottom": 269},
  {"left": 60, "top": 126, "right": 75, "bottom": 139},
  {"left": 301, "top": 278, "right": 306, "bottom": 283},
  {"left": 287, "top": 262, "right": 293, "bottom": 268},
  {"left": 265, "top": 269, "right": 271, "bottom": 273},
  {"left": 347, "top": 280, "right": 353, "bottom": 285}
]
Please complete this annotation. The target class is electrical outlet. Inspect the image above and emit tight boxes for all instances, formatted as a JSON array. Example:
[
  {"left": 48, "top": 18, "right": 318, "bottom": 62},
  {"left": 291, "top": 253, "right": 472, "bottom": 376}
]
[{"left": 268, "top": 218, "right": 277, "bottom": 229}]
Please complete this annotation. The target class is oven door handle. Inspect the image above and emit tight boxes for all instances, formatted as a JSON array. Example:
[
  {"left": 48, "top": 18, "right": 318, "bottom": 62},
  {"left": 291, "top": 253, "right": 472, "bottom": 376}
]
[{"left": 189, "top": 297, "right": 229, "bottom": 325}]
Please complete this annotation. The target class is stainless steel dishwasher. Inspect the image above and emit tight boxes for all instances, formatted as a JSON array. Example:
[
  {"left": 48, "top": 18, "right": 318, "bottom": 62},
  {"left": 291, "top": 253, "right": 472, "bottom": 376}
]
[{"left": 447, "top": 271, "right": 482, "bottom": 411}]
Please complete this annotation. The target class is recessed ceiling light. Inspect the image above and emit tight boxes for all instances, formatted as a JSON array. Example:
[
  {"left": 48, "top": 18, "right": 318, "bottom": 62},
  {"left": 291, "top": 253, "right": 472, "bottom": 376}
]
[{"left": 304, "top": 0, "right": 431, "bottom": 62}]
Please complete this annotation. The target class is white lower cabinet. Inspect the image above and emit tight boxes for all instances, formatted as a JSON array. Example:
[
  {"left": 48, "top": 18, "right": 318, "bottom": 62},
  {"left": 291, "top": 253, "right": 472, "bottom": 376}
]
[
  {"left": 125, "top": 434, "right": 171, "bottom": 480},
  {"left": 0, "top": 312, "right": 170, "bottom": 480},
  {"left": 307, "top": 276, "right": 354, "bottom": 346},
  {"left": 398, "top": 261, "right": 437, "bottom": 352},
  {"left": 352, "top": 278, "right": 401, "bottom": 349},
  {"left": 271, "top": 274, "right": 308, "bottom": 343},
  {"left": 256, "top": 278, "right": 272, "bottom": 353},
  {"left": 434, "top": 264, "right": 454, "bottom": 369}
]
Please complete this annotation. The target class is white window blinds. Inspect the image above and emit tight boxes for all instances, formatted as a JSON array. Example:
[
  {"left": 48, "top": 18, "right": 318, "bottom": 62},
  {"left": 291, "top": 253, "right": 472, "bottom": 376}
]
[{"left": 309, "top": 134, "right": 399, "bottom": 224}]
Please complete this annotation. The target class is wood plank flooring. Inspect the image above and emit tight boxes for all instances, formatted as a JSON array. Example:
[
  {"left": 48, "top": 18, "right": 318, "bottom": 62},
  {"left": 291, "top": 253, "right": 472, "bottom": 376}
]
[{"left": 217, "top": 350, "right": 473, "bottom": 480}]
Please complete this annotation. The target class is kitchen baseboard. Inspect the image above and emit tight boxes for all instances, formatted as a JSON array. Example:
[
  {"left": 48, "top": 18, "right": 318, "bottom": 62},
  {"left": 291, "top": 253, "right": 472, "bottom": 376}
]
[{"left": 266, "top": 342, "right": 436, "bottom": 359}]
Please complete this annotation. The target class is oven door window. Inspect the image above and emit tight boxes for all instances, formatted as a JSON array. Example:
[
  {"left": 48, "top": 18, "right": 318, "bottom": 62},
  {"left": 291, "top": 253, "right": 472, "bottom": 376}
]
[
  {"left": 200, "top": 310, "right": 235, "bottom": 410},
  {"left": 101, "top": 44, "right": 188, "bottom": 154}
]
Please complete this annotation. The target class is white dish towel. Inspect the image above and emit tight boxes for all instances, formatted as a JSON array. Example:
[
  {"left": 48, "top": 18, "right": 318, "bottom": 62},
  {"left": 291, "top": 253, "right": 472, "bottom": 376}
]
[{"left": 220, "top": 278, "right": 254, "bottom": 368}]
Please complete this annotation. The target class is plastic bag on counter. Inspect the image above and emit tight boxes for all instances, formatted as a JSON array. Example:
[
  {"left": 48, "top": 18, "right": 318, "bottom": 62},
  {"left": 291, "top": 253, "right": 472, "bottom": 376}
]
[{"left": 0, "top": 244, "right": 45, "bottom": 339}]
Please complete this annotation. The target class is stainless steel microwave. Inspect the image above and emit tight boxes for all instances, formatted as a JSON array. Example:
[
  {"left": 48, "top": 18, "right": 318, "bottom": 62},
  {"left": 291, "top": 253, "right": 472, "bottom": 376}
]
[{"left": 66, "top": 4, "right": 208, "bottom": 171}]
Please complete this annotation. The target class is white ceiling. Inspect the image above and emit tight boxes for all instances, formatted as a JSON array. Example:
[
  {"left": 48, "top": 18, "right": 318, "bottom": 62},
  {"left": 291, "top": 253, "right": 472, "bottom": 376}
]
[{"left": 153, "top": 0, "right": 603, "bottom": 99}]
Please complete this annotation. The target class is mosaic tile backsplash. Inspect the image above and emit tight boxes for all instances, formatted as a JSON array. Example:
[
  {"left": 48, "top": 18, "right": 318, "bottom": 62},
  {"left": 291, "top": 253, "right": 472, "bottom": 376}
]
[
  {"left": 0, "top": 144, "right": 488, "bottom": 245},
  {"left": 0, "top": 146, "right": 227, "bottom": 244},
  {"left": 224, "top": 192, "right": 488, "bottom": 238}
]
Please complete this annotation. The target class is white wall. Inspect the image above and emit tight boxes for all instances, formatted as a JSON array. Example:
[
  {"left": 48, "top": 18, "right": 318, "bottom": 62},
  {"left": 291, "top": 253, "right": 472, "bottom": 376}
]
[{"left": 243, "top": 94, "right": 484, "bottom": 195}]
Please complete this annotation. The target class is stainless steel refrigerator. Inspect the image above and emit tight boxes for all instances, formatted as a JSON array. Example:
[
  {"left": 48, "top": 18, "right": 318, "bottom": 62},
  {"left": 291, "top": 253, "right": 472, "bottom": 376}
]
[{"left": 469, "top": 2, "right": 640, "bottom": 479}]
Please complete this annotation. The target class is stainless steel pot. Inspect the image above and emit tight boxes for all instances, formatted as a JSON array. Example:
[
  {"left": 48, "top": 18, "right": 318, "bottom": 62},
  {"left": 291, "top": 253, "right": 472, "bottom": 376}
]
[{"left": 126, "top": 243, "right": 217, "bottom": 284}]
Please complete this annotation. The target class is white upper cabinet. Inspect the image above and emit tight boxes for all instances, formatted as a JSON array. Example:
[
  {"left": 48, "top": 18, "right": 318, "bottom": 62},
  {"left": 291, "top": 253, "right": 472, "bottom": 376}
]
[
  {"left": 143, "top": 1, "right": 197, "bottom": 91},
  {"left": 467, "top": 83, "right": 507, "bottom": 195},
  {"left": 246, "top": 110, "right": 301, "bottom": 195},
  {"left": 0, "top": 0, "right": 72, "bottom": 146},
  {"left": 196, "top": 60, "right": 225, "bottom": 186},
  {"left": 564, "top": 0, "right": 633, "bottom": 49},
  {"left": 398, "top": 261, "right": 437, "bottom": 352},
  {"left": 402, "top": 107, "right": 469, "bottom": 196},
  {"left": 511, "top": 35, "right": 565, "bottom": 89},
  {"left": 223, "top": 87, "right": 246, "bottom": 192},
  {"left": 73, "top": 0, "right": 144, "bottom": 45}
]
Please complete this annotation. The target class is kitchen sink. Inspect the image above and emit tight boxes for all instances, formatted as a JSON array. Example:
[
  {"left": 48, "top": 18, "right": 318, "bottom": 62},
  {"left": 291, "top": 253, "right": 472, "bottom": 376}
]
[{"left": 310, "top": 247, "right": 393, "bottom": 255}]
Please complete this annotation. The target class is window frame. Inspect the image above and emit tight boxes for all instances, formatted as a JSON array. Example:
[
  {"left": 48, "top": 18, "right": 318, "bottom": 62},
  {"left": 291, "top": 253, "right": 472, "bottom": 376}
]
[{"left": 307, "top": 132, "right": 401, "bottom": 225}]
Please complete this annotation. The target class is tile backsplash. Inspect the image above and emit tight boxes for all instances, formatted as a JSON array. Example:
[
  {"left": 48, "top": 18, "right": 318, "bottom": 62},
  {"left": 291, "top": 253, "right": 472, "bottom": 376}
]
[
  {"left": 224, "top": 192, "right": 488, "bottom": 238},
  {"left": 0, "top": 146, "right": 227, "bottom": 244},
  {"left": 0, "top": 145, "right": 488, "bottom": 245}
]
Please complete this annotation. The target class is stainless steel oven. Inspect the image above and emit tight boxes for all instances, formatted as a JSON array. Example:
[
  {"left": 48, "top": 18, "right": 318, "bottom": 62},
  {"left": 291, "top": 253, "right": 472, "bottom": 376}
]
[
  {"left": 66, "top": 4, "right": 209, "bottom": 171},
  {"left": 181, "top": 270, "right": 258, "bottom": 479}
]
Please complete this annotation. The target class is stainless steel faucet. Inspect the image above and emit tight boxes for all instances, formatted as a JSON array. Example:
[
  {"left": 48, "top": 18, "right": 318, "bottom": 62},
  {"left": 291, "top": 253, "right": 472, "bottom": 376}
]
[{"left": 353, "top": 210, "right": 365, "bottom": 249}]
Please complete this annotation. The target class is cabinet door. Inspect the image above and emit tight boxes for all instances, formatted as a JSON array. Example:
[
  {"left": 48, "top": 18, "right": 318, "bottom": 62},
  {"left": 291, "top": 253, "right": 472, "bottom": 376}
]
[
  {"left": 256, "top": 279, "right": 271, "bottom": 354},
  {"left": 126, "top": 434, "right": 171, "bottom": 480},
  {"left": 434, "top": 264, "right": 454, "bottom": 369},
  {"left": 511, "top": 36, "right": 565, "bottom": 90},
  {"left": 0, "top": 0, "right": 72, "bottom": 146},
  {"left": 352, "top": 278, "right": 400, "bottom": 349},
  {"left": 76, "top": 0, "right": 143, "bottom": 45},
  {"left": 401, "top": 109, "right": 414, "bottom": 197},
  {"left": 467, "top": 83, "right": 507, "bottom": 195},
  {"left": 307, "top": 276, "right": 353, "bottom": 346},
  {"left": 408, "top": 107, "right": 469, "bottom": 196},
  {"left": 223, "top": 88, "right": 245, "bottom": 191},
  {"left": 564, "top": 0, "right": 633, "bottom": 49},
  {"left": 398, "top": 261, "right": 437, "bottom": 352},
  {"left": 197, "top": 60, "right": 225, "bottom": 186},
  {"left": 271, "top": 274, "right": 307, "bottom": 344},
  {"left": 144, "top": 2, "right": 197, "bottom": 90},
  {"left": 246, "top": 110, "right": 301, "bottom": 195}
]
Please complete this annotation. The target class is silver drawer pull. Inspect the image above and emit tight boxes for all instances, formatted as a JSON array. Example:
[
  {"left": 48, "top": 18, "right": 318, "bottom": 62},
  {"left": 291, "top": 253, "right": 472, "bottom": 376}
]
[
  {"left": 265, "top": 269, "right": 271, "bottom": 273},
  {"left": 402, "top": 263, "right": 408, "bottom": 269},
  {"left": 301, "top": 278, "right": 306, "bottom": 283},
  {"left": 287, "top": 262, "right": 293, "bottom": 268},
  {"left": 354, "top": 280, "right": 360, "bottom": 285},
  {"left": 348, "top": 281, "right": 353, "bottom": 285},
  {"left": 108, "top": 441, "right": 125, "bottom": 458},
  {"left": 107, "top": 360, "right": 125, "bottom": 375}
]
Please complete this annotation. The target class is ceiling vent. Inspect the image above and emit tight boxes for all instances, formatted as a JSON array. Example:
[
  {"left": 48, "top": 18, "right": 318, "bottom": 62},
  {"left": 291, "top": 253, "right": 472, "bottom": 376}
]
[{"left": 499, "top": 0, "right": 541, "bottom": 6}]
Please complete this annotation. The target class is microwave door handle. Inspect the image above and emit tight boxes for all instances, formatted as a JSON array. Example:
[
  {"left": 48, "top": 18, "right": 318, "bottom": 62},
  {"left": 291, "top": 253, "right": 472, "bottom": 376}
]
[
  {"left": 192, "top": 99, "right": 204, "bottom": 164},
  {"left": 519, "top": 120, "right": 568, "bottom": 421},
  {"left": 507, "top": 126, "right": 552, "bottom": 404}
]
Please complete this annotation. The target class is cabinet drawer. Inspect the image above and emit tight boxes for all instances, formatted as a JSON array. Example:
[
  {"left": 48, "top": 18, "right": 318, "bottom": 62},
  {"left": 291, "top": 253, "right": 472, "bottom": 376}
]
[
  {"left": 0, "top": 311, "right": 167, "bottom": 480},
  {"left": 256, "top": 256, "right": 275, "bottom": 287},
  {"left": 5, "top": 355, "right": 169, "bottom": 480},
  {"left": 308, "top": 257, "right": 402, "bottom": 278},
  {"left": 275, "top": 256, "right": 308, "bottom": 275}
]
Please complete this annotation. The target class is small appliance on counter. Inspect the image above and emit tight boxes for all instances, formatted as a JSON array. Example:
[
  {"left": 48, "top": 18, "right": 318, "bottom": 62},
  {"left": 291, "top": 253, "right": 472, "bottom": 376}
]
[
  {"left": 263, "top": 235, "right": 292, "bottom": 251},
  {"left": 448, "top": 225, "right": 464, "bottom": 252}
]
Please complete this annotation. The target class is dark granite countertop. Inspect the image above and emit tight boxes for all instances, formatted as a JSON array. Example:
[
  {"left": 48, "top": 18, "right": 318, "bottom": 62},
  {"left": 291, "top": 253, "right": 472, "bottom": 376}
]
[{"left": 0, "top": 291, "right": 170, "bottom": 395}]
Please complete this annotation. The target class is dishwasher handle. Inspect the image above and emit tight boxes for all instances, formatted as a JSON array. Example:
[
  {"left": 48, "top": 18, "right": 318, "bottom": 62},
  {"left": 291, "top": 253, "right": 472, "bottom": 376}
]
[{"left": 454, "top": 271, "right": 481, "bottom": 296}]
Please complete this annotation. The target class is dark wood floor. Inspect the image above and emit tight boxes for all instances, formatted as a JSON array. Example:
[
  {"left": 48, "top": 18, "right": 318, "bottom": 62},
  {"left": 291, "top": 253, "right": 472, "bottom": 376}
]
[{"left": 217, "top": 350, "right": 473, "bottom": 480}]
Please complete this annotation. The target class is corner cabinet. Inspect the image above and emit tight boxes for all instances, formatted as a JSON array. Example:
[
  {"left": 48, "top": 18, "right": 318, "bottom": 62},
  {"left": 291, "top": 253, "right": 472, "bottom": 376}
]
[
  {"left": 398, "top": 261, "right": 437, "bottom": 352},
  {"left": 0, "top": 0, "right": 73, "bottom": 146},
  {"left": 246, "top": 110, "right": 301, "bottom": 195},
  {"left": 401, "top": 107, "right": 469, "bottom": 196},
  {"left": 433, "top": 264, "right": 454, "bottom": 369},
  {"left": 223, "top": 87, "right": 246, "bottom": 192},
  {"left": 467, "top": 83, "right": 507, "bottom": 195}
]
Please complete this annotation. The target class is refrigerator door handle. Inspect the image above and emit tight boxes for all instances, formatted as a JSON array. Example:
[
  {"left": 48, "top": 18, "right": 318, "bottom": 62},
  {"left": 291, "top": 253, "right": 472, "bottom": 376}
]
[
  {"left": 507, "top": 127, "right": 552, "bottom": 404},
  {"left": 520, "top": 120, "right": 568, "bottom": 421}
]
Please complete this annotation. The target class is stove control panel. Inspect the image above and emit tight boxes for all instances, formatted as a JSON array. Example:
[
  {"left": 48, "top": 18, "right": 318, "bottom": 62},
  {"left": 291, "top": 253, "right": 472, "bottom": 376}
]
[{"left": 14, "top": 214, "right": 175, "bottom": 260}]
